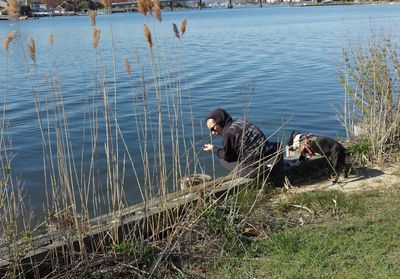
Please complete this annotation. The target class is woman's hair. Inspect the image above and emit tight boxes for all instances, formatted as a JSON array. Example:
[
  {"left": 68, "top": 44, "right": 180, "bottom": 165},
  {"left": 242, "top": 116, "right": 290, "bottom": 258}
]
[{"left": 205, "top": 108, "right": 233, "bottom": 129}]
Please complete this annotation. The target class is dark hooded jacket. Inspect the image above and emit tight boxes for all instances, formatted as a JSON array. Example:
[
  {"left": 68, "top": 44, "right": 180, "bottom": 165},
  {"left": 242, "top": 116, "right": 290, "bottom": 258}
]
[{"left": 206, "top": 108, "right": 279, "bottom": 178}]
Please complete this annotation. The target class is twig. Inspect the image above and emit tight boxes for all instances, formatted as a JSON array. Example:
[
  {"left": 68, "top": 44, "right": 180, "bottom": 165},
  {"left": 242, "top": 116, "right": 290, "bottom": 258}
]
[
  {"left": 291, "top": 204, "right": 313, "bottom": 214},
  {"left": 170, "top": 261, "right": 185, "bottom": 277},
  {"left": 244, "top": 272, "right": 257, "bottom": 279}
]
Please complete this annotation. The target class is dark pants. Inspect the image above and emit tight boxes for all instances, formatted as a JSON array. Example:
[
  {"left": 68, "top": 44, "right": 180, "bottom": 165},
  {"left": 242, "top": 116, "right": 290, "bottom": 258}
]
[{"left": 219, "top": 142, "right": 284, "bottom": 183}]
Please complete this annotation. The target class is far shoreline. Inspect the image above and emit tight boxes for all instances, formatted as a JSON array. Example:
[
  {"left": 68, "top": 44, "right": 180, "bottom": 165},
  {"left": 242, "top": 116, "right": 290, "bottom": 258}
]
[{"left": 2, "top": 1, "right": 399, "bottom": 20}]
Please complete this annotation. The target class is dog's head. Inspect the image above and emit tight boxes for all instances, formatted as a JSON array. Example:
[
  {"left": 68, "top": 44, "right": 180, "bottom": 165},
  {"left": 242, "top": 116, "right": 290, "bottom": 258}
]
[{"left": 287, "top": 130, "right": 303, "bottom": 151}]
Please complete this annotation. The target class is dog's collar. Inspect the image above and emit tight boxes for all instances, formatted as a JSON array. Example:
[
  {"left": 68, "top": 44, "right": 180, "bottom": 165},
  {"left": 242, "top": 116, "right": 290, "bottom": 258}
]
[{"left": 293, "top": 133, "right": 314, "bottom": 155}]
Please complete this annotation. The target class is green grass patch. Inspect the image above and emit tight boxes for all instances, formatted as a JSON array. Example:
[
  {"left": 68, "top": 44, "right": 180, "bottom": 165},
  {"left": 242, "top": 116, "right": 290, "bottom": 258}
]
[
  {"left": 234, "top": 185, "right": 265, "bottom": 214},
  {"left": 275, "top": 190, "right": 366, "bottom": 217},
  {"left": 109, "top": 239, "right": 158, "bottom": 268},
  {"left": 206, "top": 188, "right": 400, "bottom": 278},
  {"left": 346, "top": 139, "right": 373, "bottom": 157},
  {"left": 346, "top": 139, "right": 374, "bottom": 165},
  {"left": 201, "top": 204, "right": 248, "bottom": 254}
]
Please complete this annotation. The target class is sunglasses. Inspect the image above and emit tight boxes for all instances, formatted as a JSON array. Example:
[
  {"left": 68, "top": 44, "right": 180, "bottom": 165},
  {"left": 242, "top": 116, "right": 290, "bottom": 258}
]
[{"left": 210, "top": 124, "right": 217, "bottom": 133}]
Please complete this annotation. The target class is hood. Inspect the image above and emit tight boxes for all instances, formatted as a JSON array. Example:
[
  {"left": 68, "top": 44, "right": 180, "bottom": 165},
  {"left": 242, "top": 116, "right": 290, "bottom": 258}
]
[{"left": 205, "top": 108, "right": 233, "bottom": 129}]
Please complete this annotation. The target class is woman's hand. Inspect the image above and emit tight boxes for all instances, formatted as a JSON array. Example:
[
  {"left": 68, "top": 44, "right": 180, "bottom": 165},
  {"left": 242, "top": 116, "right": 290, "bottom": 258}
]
[{"left": 203, "top": 144, "right": 217, "bottom": 153}]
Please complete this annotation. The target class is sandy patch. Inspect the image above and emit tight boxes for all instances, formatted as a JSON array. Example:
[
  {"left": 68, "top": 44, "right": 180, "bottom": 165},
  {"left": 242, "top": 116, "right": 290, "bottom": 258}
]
[{"left": 284, "top": 164, "right": 400, "bottom": 194}]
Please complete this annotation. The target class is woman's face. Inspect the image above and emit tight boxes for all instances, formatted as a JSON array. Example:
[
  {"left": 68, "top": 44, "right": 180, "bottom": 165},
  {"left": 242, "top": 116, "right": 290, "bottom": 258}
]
[{"left": 207, "top": 118, "right": 222, "bottom": 136}]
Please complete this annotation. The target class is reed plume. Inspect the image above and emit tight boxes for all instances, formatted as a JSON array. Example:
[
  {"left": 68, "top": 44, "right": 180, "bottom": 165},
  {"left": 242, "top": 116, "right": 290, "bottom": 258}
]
[
  {"left": 49, "top": 32, "right": 54, "bottom": 48},
  {"left": 137, "top": 0, "right": 147, "bottom": 16},
  {"left": 3, "top": 31, "right": 15, "bottom": 51},
  {"left": 89, "top": 10, "right": 97, "bottom": 27},
  {"left": 154, "top": 0, "right": 161, "bottom": 22},
  {"left": 181, "top": 17, "right": 187, "bottom": 38},
  {"left": 143, "top": 25, "right": 152, "bottom": 49},
  {"left": 147, "top": 0, "right": 153, "bottom": 15},
  {"left": 92, "top": 27, "right": 101, "bottom": 48},
  {"left": 7, "top": 0, "right": 20, "bottom": 20},
  {"left": 102, "top": 0, "right": 111, "bottom": 11},
  {"left": 125, "top": 57, "right": 132, "bottom": 76},
  {"left": 173, "top": 23, "right": 180, "bottom": 39},
  {"left": 28, "top": 36, "right": 36, "bottom": 63}
]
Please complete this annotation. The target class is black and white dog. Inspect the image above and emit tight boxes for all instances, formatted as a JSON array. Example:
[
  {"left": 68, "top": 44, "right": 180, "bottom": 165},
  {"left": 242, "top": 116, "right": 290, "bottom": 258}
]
[{"left": 287, "top": 130, "right": 349, "bottom": 183}]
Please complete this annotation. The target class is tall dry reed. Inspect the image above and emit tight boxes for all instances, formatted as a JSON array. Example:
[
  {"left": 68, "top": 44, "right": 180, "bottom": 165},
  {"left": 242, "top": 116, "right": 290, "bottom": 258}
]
[
  {"left": 49, "top": 32, "right": 54, "bottom": 48},
  {"left": 3, "top": 31, "right": 15, "bottom": 51},
  {"left": 154, "top": 0, "right": 161, "bottom": 22},
  {"left": 1, "top": 27, "right": 36, "bottom": 279},
  {"left": 125, "top": 57, "right": 132, "bottom": 76},
  {"left": 0, "top": 3, "right": 283, "bottom": 278},
  {"left": 339, "top": 33, "right": 400, "bottom": 163},
  {"left": 92, "top": 27, "right": 101, "bottom": 48},
  {"left": 28, "top": 36, "right": 36, "bottom": 64},
  {"left": 172, "top": 23, "right": 180, "bottom": 39},
  {"left": 137, "top": 0, "right": 147, "bottom": 16},
  {"left": 88, "top": 10, "right": 97, "bottom": 27},
  {"left": 181, "top": 17, "right": 187, "bottom": 37},
  {"left": 102, "top": 0, "right": 111, "bottom": 12},
  {"left": 143, "top": 25, "right": 153, "bottom": 49}
]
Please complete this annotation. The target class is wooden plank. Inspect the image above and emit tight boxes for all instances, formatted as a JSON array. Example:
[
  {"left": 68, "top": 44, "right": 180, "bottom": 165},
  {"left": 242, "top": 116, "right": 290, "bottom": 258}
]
[{"left": 0, "top": 175, "right": 252, "bottom": 277}]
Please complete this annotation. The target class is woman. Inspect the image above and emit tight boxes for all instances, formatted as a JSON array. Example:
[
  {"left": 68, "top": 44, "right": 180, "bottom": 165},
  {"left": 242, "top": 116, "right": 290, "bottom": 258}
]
[{"left": 203, "top": 108, "right": 283, "bottom": 180}]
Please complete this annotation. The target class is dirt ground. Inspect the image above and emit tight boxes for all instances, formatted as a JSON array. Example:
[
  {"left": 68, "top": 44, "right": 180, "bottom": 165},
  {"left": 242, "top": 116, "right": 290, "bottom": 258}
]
[{"left": 282, "top": 157, "right": 400, "bottom": 194}]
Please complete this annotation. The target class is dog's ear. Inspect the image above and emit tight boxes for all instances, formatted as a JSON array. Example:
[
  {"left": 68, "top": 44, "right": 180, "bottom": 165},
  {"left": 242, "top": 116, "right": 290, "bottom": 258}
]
[{"left": 287, "top": 130, "right": 296, "bottom": 146}]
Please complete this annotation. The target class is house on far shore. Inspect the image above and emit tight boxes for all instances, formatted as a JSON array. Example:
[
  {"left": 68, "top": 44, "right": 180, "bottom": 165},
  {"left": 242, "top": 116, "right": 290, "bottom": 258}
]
[
  {"left": 0, "top": 0, "right": 7, "bottom": 15},
  {"left": 27, "top": 0, "right": 53, "bottom": 16}
]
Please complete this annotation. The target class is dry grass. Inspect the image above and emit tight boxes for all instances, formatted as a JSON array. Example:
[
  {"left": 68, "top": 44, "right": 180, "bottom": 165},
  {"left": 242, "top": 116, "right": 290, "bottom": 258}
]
[{"left": 339, "top": 33, "right": 400, "bottom": 163}]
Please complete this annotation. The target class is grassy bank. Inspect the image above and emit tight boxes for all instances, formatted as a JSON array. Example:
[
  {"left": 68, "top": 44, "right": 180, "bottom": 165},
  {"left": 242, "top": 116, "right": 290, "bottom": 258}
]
[
  {"left": 206, "top": 184, "right": 400, "bottom": 278},
  {"left": 66, "top": 168, "right": 400, "bottom": 278}
]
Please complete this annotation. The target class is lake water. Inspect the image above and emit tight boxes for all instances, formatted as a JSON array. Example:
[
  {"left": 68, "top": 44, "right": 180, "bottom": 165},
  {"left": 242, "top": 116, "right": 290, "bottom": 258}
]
[{"left": 1, "top": 4, "right": 399, "bottom": 215}]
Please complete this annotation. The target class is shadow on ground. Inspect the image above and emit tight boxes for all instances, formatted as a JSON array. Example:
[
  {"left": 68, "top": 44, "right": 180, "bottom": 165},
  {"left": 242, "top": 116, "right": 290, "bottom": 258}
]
[{"left": 283, "top": 157, "right": 385, "bottom": 188}]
